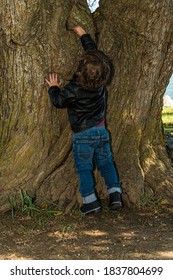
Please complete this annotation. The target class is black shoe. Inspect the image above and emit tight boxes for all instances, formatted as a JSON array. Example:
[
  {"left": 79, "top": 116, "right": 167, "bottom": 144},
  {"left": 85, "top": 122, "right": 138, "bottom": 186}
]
[
  {"left": 109, "top": 192, "right": 122, "bottom": 211},
  {"left": 80, "top": 200, "right": 101, "bottom": 215}
]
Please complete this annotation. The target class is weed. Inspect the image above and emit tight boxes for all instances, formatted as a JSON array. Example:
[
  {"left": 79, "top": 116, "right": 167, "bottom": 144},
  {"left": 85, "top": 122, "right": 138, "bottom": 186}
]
[
  {"left": 19, "top": 190, "right": 38, "bottom": 216},
  {"left": 140, "top": 193, "right": 167, "bottom": 212},
  {"left": 140, "top": 195, "right": 154, "bottom": 207},
  {"left": 61, "top": 223, "right": 77, "bottom": 236},
  {"left": 69, "top": 208, "right": 85, "bottom": 219},
  {"left": 8, "top": 193, "right": 17, "bottom": 220},
  {"left": 19, "top": 224, "right": 35, "bottom": 235},
  {"left": 7, "top": 189, "right": 64, "bottom": 229}
]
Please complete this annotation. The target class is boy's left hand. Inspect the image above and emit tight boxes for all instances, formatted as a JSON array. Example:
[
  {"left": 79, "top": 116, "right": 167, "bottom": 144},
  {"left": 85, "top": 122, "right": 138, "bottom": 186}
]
[{"left": 45, "top": 73, "right": 62, "bottom": 87}]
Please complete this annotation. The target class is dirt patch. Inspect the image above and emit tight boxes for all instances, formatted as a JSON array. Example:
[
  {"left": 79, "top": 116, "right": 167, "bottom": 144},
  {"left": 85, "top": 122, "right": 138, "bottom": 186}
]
[{"left": 0, "top": 205, "right": 173, "bottom": 260}]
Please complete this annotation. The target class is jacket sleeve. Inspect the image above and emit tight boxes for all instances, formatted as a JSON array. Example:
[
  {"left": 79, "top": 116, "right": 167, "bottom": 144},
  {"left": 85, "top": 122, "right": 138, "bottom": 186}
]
[
  {"left": 80, "top": 34, "right": 97, "bottom": 51},
  {"left": 48, "top": 82, "right": 76, "bottom": 109}
]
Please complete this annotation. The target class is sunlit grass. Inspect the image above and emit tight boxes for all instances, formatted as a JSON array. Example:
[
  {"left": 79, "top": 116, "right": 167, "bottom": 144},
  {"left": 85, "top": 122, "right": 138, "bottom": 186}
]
[{"left": 162, "top": 106, "right": 173, "bottom": 125}]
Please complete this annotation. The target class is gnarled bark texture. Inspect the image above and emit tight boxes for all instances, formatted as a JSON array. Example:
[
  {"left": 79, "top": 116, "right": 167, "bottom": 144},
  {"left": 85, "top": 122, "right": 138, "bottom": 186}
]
[{"left": 0, "top": 0, "right": 173, "bottom": 212}]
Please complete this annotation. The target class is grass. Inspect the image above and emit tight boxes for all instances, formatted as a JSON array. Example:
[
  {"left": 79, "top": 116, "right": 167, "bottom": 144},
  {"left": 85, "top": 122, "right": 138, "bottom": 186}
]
[
  {"left": 162, "top": 106, "right": 173, "bottom": 126},
  {"left": 7, "top": 190, "right": 66, "bottom": 229},
  {"left": 7, "top": 189, "right": 87, "bottom": 233},
  {"left": 140, "top": 193, "right": 169, "bottom": 211},
  {"left": 162, "top": 107, "right": 173, "bottom": 146}
]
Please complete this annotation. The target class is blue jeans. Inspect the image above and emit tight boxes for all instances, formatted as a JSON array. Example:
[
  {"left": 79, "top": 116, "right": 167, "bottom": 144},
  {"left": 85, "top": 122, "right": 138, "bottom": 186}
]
[{"left": 72, "top": 126, "right": 121, "bottom": 198}]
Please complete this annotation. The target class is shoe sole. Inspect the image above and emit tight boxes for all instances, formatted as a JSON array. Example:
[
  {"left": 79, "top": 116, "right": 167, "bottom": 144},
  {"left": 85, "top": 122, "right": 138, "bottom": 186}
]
[
  {"left": 110, "top": 202, "right": 122, "bottom": 211},
  {"left": 80, "top": 206, "right": 101, "bottom": 215}
]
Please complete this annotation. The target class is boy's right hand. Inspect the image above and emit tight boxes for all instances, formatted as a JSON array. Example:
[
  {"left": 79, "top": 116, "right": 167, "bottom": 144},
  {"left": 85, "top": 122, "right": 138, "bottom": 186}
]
[{"left": 73, "top": 26, "right": 87, "bottom": 37}]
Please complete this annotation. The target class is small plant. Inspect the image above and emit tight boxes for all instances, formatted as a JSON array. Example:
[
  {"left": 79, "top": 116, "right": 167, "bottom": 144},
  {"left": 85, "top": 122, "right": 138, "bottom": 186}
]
[
  {"left": 61, "top": 223, "right": 77, "bottom": 237},
  {"left": 19, "top": 190, "right": 38, "bottom": 216},
  {"left": 7, "top": 190, "right": 64, "bottom": 230},
  {"left": 140, "top": 193, "right": 167, "bottom": 212},
  {"left": 8, "top": 193, "right": 17, "bottom": 220},
  {"left": 140, "top": 195, "right": 154, "bottom": 207}
]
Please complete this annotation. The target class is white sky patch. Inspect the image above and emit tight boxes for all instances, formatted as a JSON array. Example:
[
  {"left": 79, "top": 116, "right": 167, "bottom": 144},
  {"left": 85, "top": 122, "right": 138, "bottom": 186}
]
[{"left": 87, "top": 0, "right": 100, "bottom": 12}]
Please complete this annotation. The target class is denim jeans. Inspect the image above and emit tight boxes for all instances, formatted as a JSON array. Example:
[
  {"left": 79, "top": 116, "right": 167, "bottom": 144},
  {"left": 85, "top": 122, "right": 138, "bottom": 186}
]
[{"left": 72, "top": 126, "right": 121, "bottom": 198}]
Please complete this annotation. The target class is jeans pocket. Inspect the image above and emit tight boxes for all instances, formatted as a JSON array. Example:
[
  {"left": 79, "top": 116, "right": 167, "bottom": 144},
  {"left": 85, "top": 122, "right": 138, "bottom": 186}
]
[
  {"left": 100, "top": 138, "right": 111, "bottom": 158},
  {"left": 77, "top": 140, "right": 93, "bottom": 161}
]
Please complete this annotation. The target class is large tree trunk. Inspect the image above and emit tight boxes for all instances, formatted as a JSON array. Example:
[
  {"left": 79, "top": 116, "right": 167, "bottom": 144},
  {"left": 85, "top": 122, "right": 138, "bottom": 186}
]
[
  {"left": 0, "top": 0, "right": 173, "bottom": 212},
  {"left": 96, "top": 0, "right": 173, "bottom": 205}
]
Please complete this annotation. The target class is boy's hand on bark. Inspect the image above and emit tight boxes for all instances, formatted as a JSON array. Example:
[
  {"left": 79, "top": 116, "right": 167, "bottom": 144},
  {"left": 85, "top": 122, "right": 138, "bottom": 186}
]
[
  {"left": 73, "top": 26, "right": 86, "bottom": 37},
  {"left": 45, "top": 73, "right": 62, "bottom": 87}
]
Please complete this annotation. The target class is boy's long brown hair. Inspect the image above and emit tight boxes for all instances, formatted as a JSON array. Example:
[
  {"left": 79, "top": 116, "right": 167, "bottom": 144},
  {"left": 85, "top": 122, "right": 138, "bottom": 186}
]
[{"left": 75, "top": 50, "right": 111, "bottom": 91}]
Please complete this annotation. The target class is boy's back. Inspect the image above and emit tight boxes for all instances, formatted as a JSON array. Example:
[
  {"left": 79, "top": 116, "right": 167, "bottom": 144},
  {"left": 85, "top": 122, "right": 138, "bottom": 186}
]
[
  {"left": 46, "top": 26, "right": 123, "bottom": 215},
  {"left": 47, "top": 32, "right": 109, "bottom": 133}
]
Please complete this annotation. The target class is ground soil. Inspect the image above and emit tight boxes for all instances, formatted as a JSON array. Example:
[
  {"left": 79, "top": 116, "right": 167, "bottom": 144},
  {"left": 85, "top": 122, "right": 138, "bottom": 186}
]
[{"left": 0, "top": 204, "right": 173, "bottom": 260}]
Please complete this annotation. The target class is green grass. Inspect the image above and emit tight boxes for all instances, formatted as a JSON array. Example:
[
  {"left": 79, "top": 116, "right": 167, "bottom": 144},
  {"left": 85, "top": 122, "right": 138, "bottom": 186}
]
[
  {"left": 162, "top": 106, "right": 173, "bottom": 126},
  {"left": 8, "top": 190, "right": 65, "bottom": 229},
  {"left": 162, "top": 106, "right": 173, "bottom": 143},
  {"left": 162, "top": 106, "right": 173, "bottom": 158}
]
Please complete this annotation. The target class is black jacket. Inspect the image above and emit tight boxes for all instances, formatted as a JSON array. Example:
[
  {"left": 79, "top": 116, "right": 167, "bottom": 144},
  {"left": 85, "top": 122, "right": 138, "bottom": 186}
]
[{"left": 48, "top": 34, "right": 106, "bottom": 133}]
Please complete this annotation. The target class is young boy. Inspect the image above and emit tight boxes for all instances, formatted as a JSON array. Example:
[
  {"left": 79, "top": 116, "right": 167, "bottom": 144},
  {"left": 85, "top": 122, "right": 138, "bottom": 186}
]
[{"left": 46, "top": 26, "right": 122, "bottom": 215}]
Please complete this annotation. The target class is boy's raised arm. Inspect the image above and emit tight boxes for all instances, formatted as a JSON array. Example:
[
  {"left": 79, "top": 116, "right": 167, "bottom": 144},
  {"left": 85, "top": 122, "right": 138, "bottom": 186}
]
[{"left": 73, "top": 25, "right": 97, "bottom": 51}]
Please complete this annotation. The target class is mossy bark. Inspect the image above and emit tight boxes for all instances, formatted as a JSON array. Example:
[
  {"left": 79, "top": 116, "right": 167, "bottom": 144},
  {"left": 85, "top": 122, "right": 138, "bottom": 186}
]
[
  {"left": 0, "top": 0, "right": 173, "bottom": 212},
  {"left": 96, "top": 0, "right": 173, "bottom": 205}
]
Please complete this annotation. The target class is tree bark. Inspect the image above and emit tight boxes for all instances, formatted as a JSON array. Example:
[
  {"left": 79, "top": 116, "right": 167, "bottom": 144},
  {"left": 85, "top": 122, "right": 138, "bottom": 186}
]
[
  {"left": 0, "top": 0, "right": 173, "bottom": 212},
  {"left": 96, "top": 0, "right": 173, "bottom": 205}
]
